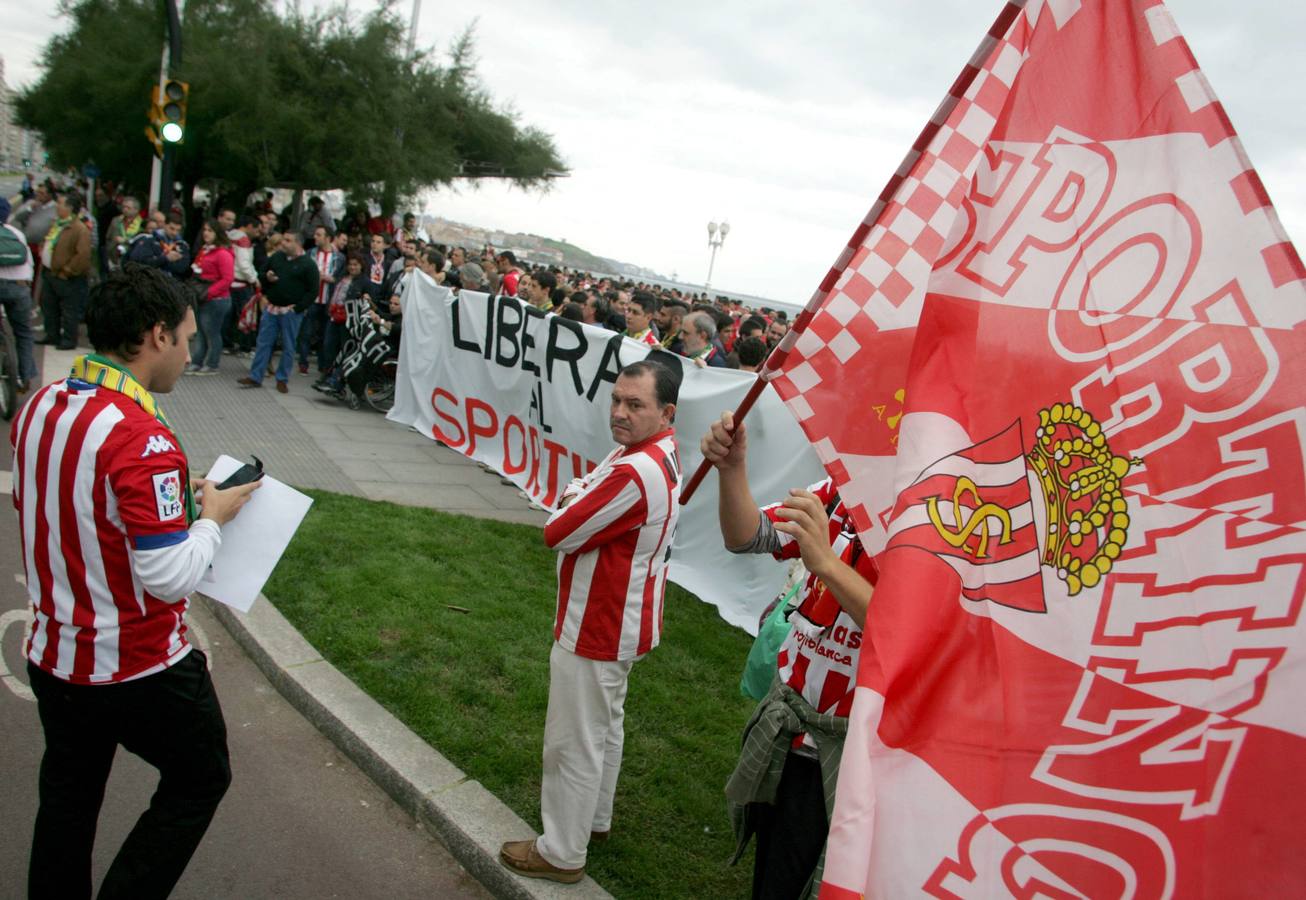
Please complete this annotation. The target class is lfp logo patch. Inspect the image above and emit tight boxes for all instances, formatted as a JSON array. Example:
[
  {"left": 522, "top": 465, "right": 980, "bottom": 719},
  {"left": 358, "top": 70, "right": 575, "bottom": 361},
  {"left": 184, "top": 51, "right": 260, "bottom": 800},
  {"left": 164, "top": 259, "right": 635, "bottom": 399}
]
[{"left": 152, "top": 470, "right": 184, "bottom": 521}]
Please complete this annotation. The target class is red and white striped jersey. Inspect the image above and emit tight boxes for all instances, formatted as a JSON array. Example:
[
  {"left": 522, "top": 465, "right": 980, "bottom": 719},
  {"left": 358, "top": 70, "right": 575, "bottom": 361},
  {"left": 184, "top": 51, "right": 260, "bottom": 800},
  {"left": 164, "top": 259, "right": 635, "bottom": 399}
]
[
  {"left": 11, "top": 379, "right": 195, "bottom": 684},
  {"left": 766, "top": 478, "right": 879, "bottom": 720},
  {"left": 545, "top": 429, "right": 680, "bottom": 662}
]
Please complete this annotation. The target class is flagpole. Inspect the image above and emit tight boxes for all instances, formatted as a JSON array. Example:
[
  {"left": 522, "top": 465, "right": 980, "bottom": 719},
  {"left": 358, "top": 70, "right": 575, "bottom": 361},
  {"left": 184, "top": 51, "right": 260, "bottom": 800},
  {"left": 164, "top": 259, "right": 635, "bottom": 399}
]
[{"left": 679, "top": 0, "right": 1027, "bottom": 506}]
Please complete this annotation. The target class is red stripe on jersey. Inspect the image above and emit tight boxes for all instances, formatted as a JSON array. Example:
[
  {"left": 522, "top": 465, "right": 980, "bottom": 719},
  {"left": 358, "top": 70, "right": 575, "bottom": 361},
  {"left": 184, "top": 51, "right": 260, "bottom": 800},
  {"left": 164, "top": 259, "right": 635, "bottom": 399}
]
[
  {"left": 816, "top": 668, "right": 852, "bottom": 717},
  {"left": 32, "top": 391, "right": 70, "bottom": 671},
  {"left": 637, "top": 444, "right": 677, "bottom": 656},
  {"left": 56, "top": 400, "right": 98, "bottom": 676},
  {"left": 573, "top": 531, "right": 639, "bottom": 658},
  {"left": 554, "top": 554, "right": 579, "bottom": 643},
  {"left": 93, "top": 451, "right": 140, "bottom": 661},
  {"left": 788, "top": 649, "right": 811, "bottom": 696}
]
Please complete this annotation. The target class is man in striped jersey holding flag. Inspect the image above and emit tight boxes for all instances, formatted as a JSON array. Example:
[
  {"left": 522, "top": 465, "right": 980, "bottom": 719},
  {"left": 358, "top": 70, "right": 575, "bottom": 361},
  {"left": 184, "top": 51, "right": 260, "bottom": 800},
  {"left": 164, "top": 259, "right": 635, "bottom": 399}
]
[
  {"left": 12, "top": 265, "right": 261, "bottom": 900},
  {"left": 501, "top": 358, "right": 682, "bottom": 885}
]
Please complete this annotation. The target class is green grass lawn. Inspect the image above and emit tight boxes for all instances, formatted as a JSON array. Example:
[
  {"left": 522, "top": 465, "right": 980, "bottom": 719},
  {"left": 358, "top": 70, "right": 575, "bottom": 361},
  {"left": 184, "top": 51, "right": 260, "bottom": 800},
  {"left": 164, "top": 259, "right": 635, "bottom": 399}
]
[{"left": 266, "top": 489, "right": 759, "bottom": 899}]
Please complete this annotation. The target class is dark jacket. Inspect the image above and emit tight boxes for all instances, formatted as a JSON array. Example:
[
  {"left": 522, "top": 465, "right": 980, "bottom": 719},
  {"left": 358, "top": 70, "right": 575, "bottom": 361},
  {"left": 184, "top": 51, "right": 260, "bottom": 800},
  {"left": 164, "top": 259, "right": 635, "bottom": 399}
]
[
  {"left": 260, "top": 250, "right": 320, "bottom": 312},
  {"left": 126, "top": 230, "right": 191, "bottom": 278}
]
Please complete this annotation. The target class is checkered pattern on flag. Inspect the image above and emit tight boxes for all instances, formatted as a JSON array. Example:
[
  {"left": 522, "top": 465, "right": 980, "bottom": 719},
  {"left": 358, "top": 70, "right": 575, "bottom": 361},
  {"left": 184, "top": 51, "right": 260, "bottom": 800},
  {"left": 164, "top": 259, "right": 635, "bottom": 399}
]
[{"left": 759, "top": 1, "right": 1306, "bottom": 897}]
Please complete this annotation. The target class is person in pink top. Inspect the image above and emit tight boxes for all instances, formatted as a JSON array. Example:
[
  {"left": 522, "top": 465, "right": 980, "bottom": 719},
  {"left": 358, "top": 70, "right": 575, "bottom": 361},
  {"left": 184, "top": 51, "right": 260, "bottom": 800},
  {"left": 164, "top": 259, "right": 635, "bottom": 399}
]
[{"left": 186, "top": 220, "right": 235, "bottom": 375}]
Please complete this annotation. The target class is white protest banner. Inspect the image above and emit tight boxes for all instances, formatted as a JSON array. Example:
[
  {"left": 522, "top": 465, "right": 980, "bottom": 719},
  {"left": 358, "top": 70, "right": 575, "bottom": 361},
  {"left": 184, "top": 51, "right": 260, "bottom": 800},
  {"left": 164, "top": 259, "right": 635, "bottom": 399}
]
[{"left": 388, "top": 275, "right": 827, "bottom": 632}]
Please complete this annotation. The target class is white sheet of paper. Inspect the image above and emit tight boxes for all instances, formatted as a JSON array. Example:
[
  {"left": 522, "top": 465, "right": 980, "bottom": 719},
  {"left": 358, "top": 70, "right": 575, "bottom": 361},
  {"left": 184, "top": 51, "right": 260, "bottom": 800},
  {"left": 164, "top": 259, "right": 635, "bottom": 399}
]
[{"left": 198, "top": 455, "right": 314, "bottom": 612}]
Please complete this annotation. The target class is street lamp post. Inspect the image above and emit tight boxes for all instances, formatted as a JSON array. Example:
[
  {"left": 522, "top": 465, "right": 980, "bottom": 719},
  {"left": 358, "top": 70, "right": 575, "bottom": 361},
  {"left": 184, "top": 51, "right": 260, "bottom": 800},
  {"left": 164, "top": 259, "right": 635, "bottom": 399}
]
[{"left": 705, "top": 220, "right": 729, "bottom": 292}]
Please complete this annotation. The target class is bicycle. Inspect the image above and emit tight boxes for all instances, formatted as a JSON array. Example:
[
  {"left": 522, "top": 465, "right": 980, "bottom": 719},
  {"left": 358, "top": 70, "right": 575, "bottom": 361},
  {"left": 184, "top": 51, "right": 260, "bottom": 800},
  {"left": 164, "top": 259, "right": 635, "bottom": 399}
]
[{"left": 0, "top": 300, "right": 20, "bottom": 420}]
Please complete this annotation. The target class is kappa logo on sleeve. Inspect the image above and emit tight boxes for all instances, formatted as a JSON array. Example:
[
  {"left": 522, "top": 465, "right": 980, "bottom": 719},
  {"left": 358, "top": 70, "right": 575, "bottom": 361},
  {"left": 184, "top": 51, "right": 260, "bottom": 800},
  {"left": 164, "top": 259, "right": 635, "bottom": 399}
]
[
  {"left": 151, "top": 470, "right": 185, "bottom": 521},
  {"left": 141, "top": 434, "right": 178, "bottom": 457}
]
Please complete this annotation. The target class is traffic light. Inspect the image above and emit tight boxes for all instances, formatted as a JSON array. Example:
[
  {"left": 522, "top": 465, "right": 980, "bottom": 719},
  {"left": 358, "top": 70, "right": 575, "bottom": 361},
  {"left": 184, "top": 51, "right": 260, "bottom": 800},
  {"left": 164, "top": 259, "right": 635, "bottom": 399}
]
[{"left": 146, "top": 79, "right": 189, "bottom": 156}]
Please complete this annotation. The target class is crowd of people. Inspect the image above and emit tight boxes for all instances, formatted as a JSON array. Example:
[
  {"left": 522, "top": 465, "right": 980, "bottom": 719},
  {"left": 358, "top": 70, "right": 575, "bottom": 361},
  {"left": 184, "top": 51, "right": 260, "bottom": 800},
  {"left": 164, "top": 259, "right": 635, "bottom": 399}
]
[
  {"left": 2, "top": 175, "right": 796, "bottom": 407},
  {"left": 10, "top": 174, "right": 862, "bottom": 900}
]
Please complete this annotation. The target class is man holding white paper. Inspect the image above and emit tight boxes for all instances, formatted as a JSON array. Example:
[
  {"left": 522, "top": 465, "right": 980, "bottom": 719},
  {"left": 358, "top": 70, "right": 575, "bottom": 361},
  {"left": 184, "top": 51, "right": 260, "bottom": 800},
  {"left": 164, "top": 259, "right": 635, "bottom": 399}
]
[{"left": 11, "top": 265, "right": 260, "bottom": 900}]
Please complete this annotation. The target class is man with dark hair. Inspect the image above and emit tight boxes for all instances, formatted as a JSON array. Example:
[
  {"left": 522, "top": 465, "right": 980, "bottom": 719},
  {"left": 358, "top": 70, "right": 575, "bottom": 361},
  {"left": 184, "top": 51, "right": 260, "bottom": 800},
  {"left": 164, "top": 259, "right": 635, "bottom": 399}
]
[
  {"left": 522, "top": 269, "right": 557, "bottom": 310},
  {"left": 239, "top": 231, "right": 319, "bottom": 393},
  {"left": 655, "top": 301, "right": 688, "bottom": 355},
  {"left": 366, "top": 232, "right": 393, "bottom": 289},
  {"left": 738, "top": 315, "right": 767, "bottom": 344},
  {"left": 734, "top": 335, "right": 767, "bottom": 372},
  {"left": 496, "top": 250, "right": 521, "bottom": 297},
  {"left": 501, "top": 360, "right": 681, "bottom": 885},
  {"left": 38, "top": 190, "right": 93, "bottom": 350},
  {"left": 296, "top": 196, "right": 334, "bottom": 246},
  {"left": 766, "top": 317, "right": 789, "bottom": 349},
  {"left": 623, "top": 290, "right": 660, "bottom": 346},
  {"left": 13, "top": 265, "right": 260, "bottom": 900},
  {"left": 297, "top": 225, "right": 345, "bottom": 375},
  {"left": 126, "top": 211, "right": 191, "bottom": 279}
]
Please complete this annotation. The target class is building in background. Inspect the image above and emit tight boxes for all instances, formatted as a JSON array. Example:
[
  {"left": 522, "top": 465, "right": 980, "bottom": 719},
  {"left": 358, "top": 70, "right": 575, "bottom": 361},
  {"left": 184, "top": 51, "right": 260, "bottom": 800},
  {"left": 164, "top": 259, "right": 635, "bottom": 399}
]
[{"left": 0, "top": 56, "right": 46, "bottom": 170}]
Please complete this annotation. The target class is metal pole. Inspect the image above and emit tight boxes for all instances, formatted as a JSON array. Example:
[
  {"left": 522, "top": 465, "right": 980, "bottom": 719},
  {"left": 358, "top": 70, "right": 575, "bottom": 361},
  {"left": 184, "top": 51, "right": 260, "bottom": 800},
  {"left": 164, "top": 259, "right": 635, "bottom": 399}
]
[
  {"left": 705, "top": 243, "right": 718, "bottom": 290},
  {"left": 406, "top": 0, "right": 421, "bottom": 58},
  {"left": 148, "top": 41, "right": 168, "bottom": 212}
]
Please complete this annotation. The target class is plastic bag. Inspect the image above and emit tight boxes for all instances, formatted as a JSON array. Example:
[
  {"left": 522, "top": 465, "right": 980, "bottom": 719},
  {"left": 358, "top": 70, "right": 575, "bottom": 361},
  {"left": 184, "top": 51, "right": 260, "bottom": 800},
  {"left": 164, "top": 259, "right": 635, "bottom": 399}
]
[{"left": 739, "top": 574, "right": 804, "bottom": 701}]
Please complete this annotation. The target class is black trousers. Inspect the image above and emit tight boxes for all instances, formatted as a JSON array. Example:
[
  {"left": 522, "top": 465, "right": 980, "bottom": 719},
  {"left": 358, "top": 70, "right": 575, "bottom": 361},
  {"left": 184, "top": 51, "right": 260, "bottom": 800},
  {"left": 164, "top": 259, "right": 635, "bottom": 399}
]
[
  {"left": 40, "top": 273, "right": 88, "bottom": 347},
  {"left": 27, "top": 650, "right": 231, "bottom": 900},
  {"left": 751, "top": 751, "right": 829, "bottom": 900}
]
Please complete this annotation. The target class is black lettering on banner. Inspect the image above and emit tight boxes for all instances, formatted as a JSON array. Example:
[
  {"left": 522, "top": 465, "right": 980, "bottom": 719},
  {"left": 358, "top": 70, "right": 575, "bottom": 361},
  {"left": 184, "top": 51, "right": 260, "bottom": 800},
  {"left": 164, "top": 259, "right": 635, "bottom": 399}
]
[
  {"left": 483, "top": 293, "right": 496, "bottom": 360},
  {"left": 586, "top": 334, "right": 625, "bottom": 402},
  {"left": 495, "top": 298, "right": 523, "bottom": 367},
  {"left": 520, "top": 304, "right": 546, "bottom": 376},
  {"left": 529, "top": 381, "right": 553, "bottom": 434},
  {"left": 546, "top": 316, "right": 587, "bottom": 395},
  {"left": 450, "top": 296, "right": 482, "bottom": 355}
]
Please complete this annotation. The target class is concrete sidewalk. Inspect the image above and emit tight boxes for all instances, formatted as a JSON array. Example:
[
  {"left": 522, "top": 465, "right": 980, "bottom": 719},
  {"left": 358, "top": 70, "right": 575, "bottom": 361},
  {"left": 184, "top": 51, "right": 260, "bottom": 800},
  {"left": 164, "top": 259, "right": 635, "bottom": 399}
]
[{"left": 31, "top": 347, "right": 604, "bottom": 899}]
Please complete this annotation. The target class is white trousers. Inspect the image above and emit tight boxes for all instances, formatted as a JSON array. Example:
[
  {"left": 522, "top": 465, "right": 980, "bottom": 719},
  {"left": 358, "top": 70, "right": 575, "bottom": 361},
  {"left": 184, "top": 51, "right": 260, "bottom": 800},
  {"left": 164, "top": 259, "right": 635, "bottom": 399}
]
[{"left": 535, "top": 642, "right": 634, "bottom": 869}]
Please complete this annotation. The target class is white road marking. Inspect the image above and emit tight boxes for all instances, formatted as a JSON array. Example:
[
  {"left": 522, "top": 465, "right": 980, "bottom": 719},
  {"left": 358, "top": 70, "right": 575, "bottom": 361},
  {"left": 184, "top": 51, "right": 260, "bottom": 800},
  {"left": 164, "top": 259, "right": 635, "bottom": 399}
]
[
  {"left": 14, "top": 572, "right": 25, "bottom": 586},
  {"left": 0, "top": 609, "right": 35, "bottom": 701},
  {"left": 0, "top": 604, "right": 213, "bottom": 704}
]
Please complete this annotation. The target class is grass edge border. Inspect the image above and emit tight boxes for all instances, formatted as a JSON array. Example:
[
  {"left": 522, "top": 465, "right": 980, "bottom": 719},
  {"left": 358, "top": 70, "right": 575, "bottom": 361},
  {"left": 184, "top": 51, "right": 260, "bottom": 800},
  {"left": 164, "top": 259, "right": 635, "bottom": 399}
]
[{"left": 202, "top": 593, "right": 615, "bottom": 900}]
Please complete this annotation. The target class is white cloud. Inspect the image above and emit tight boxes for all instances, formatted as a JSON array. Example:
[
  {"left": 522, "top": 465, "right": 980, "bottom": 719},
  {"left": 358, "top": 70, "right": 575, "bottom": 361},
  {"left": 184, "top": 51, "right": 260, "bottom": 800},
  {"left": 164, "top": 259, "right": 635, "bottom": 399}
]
[{"left": 3, "top": 0, "right": 1302, "bottom": 301}]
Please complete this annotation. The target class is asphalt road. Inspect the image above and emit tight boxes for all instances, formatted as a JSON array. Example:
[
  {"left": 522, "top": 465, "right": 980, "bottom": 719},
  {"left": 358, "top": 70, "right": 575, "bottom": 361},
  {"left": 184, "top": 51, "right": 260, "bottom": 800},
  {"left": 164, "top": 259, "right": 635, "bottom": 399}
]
[{"left": 0, "top": 347, "right": 491, "bottom": 897}]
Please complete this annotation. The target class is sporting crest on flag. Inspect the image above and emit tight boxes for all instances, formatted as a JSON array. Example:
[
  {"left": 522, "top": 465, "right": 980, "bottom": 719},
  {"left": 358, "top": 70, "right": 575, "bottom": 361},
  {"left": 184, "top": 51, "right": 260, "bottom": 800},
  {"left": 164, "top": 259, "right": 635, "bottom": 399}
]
[{"left": 885, "top": 401, "right": 1142, "bottom": 613}]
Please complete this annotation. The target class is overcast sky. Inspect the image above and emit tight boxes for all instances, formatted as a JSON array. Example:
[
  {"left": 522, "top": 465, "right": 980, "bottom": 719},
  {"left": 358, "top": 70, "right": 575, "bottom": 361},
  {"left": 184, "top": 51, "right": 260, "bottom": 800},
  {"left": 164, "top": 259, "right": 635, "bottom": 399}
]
[{"left": 3, "top": 1, "right": 1302, "bottom": 303}]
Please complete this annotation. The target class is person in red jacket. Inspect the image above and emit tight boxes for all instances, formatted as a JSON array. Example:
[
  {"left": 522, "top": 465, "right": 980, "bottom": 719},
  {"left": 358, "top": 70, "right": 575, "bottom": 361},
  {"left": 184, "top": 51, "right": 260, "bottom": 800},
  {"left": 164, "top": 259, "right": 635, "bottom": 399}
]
[{"left": 186, "top": 220, "right": 235, "bottom": 375}]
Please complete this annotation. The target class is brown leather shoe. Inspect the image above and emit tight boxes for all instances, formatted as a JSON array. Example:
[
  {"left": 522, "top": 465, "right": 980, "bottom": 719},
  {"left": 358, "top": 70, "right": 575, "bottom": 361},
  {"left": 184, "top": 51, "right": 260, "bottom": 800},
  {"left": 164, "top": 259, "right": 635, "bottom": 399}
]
[
  {"left": 590, "top": 830, "right": 610, "bottom": 843},
  {"left": 499, "top": 838, "right": 584, "bottom": 884},
  {"left": 276, "top": 380, "right": 288, "bottom": 394},
  {"left": 237, "top": 377, "right": 262, "bottom": 388}
]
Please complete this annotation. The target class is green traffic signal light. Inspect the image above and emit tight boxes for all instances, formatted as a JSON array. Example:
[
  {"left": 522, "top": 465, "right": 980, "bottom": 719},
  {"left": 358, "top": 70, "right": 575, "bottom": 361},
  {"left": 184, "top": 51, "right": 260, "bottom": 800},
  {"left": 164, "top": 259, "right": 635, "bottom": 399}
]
[{"left": 161, "top": 121, "right": 184, "bottom": 143}]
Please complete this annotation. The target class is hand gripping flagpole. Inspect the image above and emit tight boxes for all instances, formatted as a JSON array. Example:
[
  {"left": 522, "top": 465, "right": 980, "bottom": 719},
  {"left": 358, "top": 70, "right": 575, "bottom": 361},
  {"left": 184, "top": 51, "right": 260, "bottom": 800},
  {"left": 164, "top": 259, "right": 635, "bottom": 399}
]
[{"left": 678, "top": 0, "right": 1026, "bottom": 507}]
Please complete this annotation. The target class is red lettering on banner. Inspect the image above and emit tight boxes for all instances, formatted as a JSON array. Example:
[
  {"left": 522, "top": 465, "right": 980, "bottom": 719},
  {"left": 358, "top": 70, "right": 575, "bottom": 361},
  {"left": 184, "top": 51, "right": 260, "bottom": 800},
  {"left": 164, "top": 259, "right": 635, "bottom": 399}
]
[
  {"left": 540, "top": 438, "right": 570, "bottom": 508},
  {"left": 426, "top": 385, "right": 600, "bottom": 506},
  {"left": 465, "top": 396, "right": 499, "bottom": 457},
  {"left": 502, "top": 416, "right": 527, "bottom": 475},
  {"left": 956, "top": 140, "right": 1117, "bottom": 296},
  {"left": 1032, "top": 671, "right": 1247, "bottom": 819},
  {"left": 431, "top": 388, "right": 465, "bottom": 448}
]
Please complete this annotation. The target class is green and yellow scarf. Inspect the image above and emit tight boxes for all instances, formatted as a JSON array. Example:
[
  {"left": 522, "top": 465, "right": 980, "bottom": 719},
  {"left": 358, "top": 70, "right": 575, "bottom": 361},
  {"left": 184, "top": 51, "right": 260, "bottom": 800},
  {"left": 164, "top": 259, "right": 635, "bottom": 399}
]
[{"left": 71, "top": 354, "right": 199, "bottom": 523}]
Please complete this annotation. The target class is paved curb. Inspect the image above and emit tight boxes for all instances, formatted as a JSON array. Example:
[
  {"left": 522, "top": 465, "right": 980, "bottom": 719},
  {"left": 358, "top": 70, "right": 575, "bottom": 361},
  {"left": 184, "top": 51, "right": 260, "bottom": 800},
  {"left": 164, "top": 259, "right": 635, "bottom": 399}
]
[{"left": 204, "top": 595, "right": 613, "bottom": 900}]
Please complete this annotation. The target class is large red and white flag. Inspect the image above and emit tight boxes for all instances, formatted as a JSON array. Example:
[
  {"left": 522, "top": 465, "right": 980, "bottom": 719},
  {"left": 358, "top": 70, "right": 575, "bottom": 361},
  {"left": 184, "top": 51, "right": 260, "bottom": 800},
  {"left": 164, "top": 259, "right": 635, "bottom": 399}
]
[{"left": 762, "top": 0, "right": 1306, "bottom": 896}]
